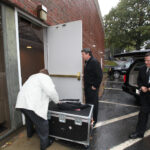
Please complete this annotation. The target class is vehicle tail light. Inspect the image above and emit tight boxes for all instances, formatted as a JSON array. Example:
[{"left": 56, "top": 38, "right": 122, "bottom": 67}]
[{"left": 123, "top": 74, "right": 126, "bottom": 83}]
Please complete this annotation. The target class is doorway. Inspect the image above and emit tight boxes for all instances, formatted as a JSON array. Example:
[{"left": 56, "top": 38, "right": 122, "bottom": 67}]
[{"left": 18, "top": 17, "right": 44, "bottom": 84}]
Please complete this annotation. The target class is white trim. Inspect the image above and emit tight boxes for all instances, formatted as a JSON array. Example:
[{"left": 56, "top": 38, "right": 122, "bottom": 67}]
[
  {"left": 104, "top": 87, "right": 123, "bottom": 91},
  {"left": 15, "top": 8, "right": 48, "bottom": 125},
  {"left": 43, "top": 28, "right": 48, "bottom": 69},
  {"left": 94, "top": 0, "right": 104, "bottom": 31},
  {"left": 94, "top": 111, "right": 139, "bottom": 128},
  {"left": 16, "top": 8, "right": 48, "bottom": 27},
  {"left": 15, "top": 8, "right": 25, "bottom": 125},
  {"left": 15, "top": 7, "right": 48, "bottom": 88},
  {"left": 15, "top": 8, "right": 22, "bottom": 89},
  {"left": 99, "top": 100, "right": 140, "bottom": 108}
]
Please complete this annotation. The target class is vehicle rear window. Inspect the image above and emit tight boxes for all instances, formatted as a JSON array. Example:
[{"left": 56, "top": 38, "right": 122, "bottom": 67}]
[{"left": 134, "top": 62, "right": 145, "bottom": 71}]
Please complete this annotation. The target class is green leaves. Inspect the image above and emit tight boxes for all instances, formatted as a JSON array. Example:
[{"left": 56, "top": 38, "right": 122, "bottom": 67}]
[{"left": 104, "top": 0, "right": 150, "bottom": 53}]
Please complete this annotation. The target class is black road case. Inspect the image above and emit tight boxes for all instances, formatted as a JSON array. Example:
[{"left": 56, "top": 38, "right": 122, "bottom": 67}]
[{"left": 48, "top": 102, "right": 93, "bottom": 147}]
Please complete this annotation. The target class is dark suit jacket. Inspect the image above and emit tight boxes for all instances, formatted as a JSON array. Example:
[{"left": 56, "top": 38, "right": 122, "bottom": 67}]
[
  {"left": 84, "top": 56, "right": 103, "bottom": 89},
  {"left": 137, "top": 65, "right": 150, "bottom": 109},
  {"left": 138, "top": 66, "right": 149, "bottom": 88}
]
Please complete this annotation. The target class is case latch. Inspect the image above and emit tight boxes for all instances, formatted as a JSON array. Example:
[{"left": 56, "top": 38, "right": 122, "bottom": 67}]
[
  {"left": 59, "top": 114, "right": 66, "bottom": 123},
  {"left": 75, "top": 118, "right": 82, "bottom": 126}
]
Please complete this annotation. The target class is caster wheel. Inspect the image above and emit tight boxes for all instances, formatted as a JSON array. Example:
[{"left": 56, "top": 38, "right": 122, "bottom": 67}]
[{"left": 84, "top": 145, "right": 89, "bottom": 149}]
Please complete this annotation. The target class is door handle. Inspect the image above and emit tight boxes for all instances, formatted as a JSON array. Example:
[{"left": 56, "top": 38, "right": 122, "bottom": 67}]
[{"left": 49, "top": 72, "right": 81, "bottom": 80}]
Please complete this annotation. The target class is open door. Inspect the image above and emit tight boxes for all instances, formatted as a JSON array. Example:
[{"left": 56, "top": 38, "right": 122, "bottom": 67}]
[{"left": 45, "top": 20, "right": 82, "bottom": 101}]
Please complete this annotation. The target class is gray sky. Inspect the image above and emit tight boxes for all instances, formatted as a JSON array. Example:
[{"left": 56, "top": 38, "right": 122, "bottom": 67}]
[{"left": 98, "top": 0, "right": 120, "bottom": 17}]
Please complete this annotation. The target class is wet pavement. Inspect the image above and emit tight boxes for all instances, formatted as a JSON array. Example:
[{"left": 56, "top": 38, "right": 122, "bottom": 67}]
[
  {"left": 1, "top": 76, "right": 150, "bottom": 150},
  {"left": 89, "top": 77, "right": 150, "bottom": 150}
]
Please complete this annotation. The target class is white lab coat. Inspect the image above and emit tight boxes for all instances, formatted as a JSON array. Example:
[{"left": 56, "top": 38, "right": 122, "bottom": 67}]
[{"left": 16, "top": 73, "right": 59, "bottom": 120}]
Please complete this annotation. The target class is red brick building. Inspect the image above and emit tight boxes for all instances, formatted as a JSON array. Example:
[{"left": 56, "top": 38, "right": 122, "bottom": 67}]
[
  {"left": 3, "top": 0, "right": 104, "bottom": 61},
  {"left": 0, "top": 0, "right": 104, "bottom": 139}
]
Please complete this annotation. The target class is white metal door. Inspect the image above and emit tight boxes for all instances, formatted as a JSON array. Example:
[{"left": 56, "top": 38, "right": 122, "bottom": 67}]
[{"left": 46, "top": 20, "right": 82, "bottom": 101}]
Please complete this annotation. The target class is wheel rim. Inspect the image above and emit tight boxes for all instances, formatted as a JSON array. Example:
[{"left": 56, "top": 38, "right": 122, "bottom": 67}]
[{"left": 114, "top": 71, "right": 120, "bottom": 78}]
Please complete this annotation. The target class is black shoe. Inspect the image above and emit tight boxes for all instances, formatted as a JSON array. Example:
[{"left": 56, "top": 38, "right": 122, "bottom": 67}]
[
  {"left": 27, "top": 131, "right": 35, "bottom": 138},
  {"left": 40, "top": 138, "right": 54, "bottom": 150},
  {"left": 129, "top": 132, "right": 144, "bottom": 139}
]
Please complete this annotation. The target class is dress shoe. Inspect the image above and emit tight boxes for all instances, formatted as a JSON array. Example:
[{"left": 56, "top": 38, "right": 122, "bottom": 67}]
[
  {"left": 40, "top": 138, "right": 54, "bottom": 150},
  {"left": 27, "top": 130, "right": 35, "bottom": 138},
  {"left": 129, "top": 132, "right": 144, "bottom": 139}
]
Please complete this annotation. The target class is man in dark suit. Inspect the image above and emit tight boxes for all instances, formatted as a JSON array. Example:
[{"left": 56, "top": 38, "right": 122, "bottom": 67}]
[
  {"left": 129, "top": 52, "right": 150, "bottom": 139},
  {"left": 81, "top": 48, "right": 103, "bottom": 127}
]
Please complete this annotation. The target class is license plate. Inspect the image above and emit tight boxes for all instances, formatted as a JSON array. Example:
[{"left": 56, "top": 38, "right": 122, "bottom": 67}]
[{"left": 136, "top": 89, "right": 140, "bottom": 95}]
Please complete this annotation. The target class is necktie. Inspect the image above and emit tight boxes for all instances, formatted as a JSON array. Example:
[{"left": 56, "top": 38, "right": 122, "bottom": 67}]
[{"left": 147, "top": 68, "right": 150, "bottom": 84}]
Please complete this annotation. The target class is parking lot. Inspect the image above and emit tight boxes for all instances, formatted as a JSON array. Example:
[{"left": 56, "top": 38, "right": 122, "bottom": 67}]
[
  {"left": 1, "top": 76, "right": 150, "bottom": 150},
  {"left": 89, "top": 76, "right": 150, "bottom": 150}
]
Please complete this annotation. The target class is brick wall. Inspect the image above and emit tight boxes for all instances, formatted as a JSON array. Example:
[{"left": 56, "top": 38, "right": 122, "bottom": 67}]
[{"left": 6, "top": 0, "right": 105, "bottom": 64}]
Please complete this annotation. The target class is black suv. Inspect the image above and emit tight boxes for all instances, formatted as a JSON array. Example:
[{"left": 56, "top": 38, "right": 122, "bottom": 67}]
[
  {"left": 114, "top": 49, "right": 150, "bottom": 102},
  {"left": 108, "top": 61, "right": 132, "bottom": 79}
]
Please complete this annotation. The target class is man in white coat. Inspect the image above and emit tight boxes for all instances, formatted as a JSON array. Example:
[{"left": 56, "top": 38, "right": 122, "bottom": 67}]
[{"left": 16, "top": 69, "right": 59, "bottom": 150}]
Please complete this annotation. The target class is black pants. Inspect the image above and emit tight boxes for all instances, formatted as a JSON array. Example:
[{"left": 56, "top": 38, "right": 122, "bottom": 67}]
[
  {"left": 136, "top": 110, "right": 149, "bottom": 135},
  {"left": 84, "top": 87, "right": 99, "bottom": 122},
  {"left": 136, "top": 93, "right": 150, "bottom": 135},
  {"left": 21, "top": 109, "right": 50, "bottom": 150}
]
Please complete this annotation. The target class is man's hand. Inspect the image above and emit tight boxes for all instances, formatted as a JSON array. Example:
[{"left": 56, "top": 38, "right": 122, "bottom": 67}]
[
  {"left": 91, "top": 86, "right": 96, "bottom": 90},
  {"left": 148, "top": 88, "right": 150, "bottom": 92},
  {"left": 141, "top": 86, "right": 148, "bottom": 93}
]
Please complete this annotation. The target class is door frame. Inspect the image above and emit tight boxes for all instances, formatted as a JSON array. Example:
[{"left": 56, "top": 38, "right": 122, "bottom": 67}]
[
  {"left": 15, "top": 8, "right": 83, "bottom": 122},
  {"left": 15, "top": 8, "right": 48, "bottom": 89},
  {"left": 15, "top": 8, "right": 48, "bottom": 124}
]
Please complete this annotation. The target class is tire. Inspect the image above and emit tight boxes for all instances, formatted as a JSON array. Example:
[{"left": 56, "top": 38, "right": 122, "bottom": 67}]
[{"left": 113, "top": 71, "right": 120, "bottom": 79}]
